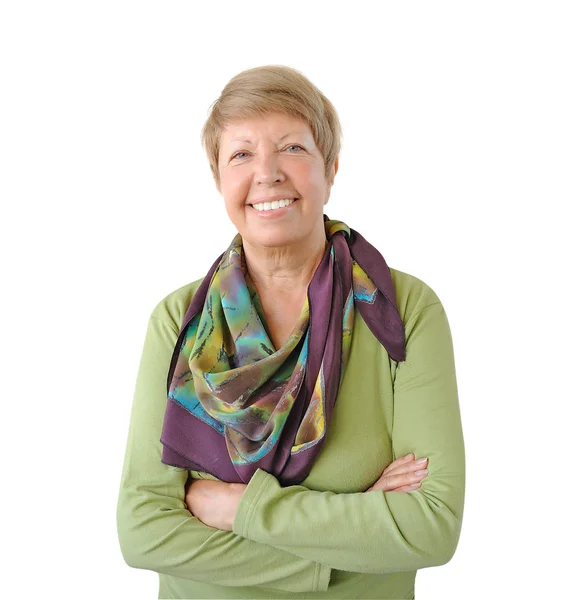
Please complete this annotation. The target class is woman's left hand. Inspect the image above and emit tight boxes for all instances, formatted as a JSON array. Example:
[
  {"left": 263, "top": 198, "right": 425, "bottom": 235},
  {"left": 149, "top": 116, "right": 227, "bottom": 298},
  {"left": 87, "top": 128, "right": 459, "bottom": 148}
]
[
  {"left": 185, "top": 479, "right": 247, "bottom": 531},
  {"left": 365, "top": 453, "right": 429, "bottom": 493}
]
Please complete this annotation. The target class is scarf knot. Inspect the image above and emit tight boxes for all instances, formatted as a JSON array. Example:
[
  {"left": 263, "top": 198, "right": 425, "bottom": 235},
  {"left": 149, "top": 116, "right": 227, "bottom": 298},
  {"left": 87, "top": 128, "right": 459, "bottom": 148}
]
[{"left": 324, "top": 217, "right": 351, "bottom": 240}]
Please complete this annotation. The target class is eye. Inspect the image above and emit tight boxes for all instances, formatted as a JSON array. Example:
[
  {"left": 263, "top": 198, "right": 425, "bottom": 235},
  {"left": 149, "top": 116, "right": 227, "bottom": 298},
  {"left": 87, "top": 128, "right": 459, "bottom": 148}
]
[
  {"left": 232, "top": 151, "right": 249, "bottom": 160},
  {"left": 285, "top": 144, "right": 304, "bottom": 152}
]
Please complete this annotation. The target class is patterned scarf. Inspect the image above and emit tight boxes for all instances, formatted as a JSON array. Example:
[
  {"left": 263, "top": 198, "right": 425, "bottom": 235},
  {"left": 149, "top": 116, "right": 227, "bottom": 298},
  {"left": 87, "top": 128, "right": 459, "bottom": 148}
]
[{"left": 160, "top": 217, "right": 405, "bottom": 485}]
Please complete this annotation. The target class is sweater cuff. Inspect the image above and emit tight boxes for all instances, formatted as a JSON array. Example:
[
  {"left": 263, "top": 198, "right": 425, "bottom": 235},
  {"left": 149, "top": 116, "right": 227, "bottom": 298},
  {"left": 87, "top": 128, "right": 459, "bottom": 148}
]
[
  {"left": 233, "top": 468, "right": 275, "bottom": 540},
  {"left": 233, "top": 468, "right": 331, "bottom": 593}
]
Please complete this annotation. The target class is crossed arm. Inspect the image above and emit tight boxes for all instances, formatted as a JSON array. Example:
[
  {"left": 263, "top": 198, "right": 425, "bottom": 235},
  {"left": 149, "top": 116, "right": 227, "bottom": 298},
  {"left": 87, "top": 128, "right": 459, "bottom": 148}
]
[
  {"left": 117, "top": 301, "right": 465, "bottom": 591},
  {"left": 185, "top": 450, "right": 429, "bottom": 532}
]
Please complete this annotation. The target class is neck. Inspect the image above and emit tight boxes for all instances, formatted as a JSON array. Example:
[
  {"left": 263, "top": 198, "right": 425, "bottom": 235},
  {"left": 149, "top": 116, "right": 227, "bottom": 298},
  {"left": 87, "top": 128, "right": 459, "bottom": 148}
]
[{"left": 243, "top": 231, "right": 328, "bottom": 293}]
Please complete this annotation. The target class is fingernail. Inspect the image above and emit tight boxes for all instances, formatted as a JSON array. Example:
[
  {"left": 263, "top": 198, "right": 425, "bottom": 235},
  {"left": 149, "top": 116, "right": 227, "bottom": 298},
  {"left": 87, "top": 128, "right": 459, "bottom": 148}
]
[
  {"left": 416, "top": 457, "right": 428, "bottom": 464},
  {"left": 410, "top": 483, "right": 421, "bottom": 489},
  {"left": 415, "top": 469, "right": 428, "bottom": 476},
  {"left": 404, "top": 453, "right": 414, "bottom": 459}
]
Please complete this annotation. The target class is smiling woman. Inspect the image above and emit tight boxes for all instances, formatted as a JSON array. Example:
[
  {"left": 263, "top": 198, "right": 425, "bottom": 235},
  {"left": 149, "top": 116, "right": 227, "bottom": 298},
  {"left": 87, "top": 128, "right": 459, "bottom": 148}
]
[
  {"left": 116, "top": 64, "right": 466, "bottom": 600},
  {"left": 218, "top": 112, "right": 336, "bottom": 253}
]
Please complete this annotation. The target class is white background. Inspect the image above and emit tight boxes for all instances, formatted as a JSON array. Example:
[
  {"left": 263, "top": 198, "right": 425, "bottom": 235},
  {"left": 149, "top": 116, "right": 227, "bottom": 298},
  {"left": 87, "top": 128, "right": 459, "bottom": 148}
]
[{"left": 1, "top": 1, "right": 575, "bottom": 598}]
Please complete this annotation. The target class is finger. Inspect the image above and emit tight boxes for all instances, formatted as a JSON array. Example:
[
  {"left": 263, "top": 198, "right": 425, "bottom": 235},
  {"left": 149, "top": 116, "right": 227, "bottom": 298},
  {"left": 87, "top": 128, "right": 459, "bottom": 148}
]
[
  {"left": 371, "top": 468, "right": 428, "bottom": 493},
  {"left": 384, "top": 457, "right": 428, "bottom": 478},
  {"left": 392, "top": 483, "right": 422, "bottom": 493},
  {"left": 366, "top": 479, "right": 423, "bottom": 494},
  {"left": 381, "top": 453, "right": 415, "bottom": 475}
]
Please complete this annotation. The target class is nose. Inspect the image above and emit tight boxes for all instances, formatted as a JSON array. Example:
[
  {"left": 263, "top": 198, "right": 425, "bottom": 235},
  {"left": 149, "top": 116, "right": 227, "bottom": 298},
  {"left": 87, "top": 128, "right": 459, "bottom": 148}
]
[{"left": 255, "top": 151, "right": 285, "bottom": 185}]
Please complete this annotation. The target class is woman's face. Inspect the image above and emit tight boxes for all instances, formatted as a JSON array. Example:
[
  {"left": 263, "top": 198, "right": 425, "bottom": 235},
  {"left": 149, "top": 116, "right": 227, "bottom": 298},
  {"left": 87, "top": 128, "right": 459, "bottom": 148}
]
[{"left": 218, "top": 112, "right": 338, "bottom": 250}]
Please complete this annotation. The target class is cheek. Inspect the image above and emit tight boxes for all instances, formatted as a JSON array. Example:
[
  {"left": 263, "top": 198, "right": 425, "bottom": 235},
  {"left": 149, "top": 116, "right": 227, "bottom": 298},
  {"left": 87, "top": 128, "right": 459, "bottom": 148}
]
[
  {"left": 298, "top": 165, "right": 329, "bottom": 202},
  {"left": 290, "top": 163, "right": 318, "bottom": 191},
  {"left": 221, "top": 172, "right": 248, "bottom": 206}
]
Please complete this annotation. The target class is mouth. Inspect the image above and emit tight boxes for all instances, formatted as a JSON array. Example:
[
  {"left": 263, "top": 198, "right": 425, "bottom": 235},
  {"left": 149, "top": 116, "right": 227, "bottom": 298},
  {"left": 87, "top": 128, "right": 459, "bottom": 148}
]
[{"left": 249, "top": 198, "right": 298, "bottom": 212}]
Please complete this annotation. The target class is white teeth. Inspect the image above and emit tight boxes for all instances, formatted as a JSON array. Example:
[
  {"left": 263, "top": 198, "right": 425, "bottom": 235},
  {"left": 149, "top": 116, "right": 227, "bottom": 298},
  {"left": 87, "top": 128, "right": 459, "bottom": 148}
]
[{"left": 252, "top": 198, "right": 295, "bottom": 212}]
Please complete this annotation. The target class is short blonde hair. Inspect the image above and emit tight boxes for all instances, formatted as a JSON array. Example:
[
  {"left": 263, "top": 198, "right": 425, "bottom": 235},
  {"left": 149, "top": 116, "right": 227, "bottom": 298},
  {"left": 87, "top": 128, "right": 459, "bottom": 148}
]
[{"left": 201, "top": 65, "right": 342, "bottom": 188}]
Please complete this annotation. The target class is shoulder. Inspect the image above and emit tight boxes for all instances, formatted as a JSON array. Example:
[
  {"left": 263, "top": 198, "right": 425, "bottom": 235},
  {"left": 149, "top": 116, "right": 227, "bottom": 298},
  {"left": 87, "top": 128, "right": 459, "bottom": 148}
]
[
  {"left": 148, "top": 277, "right": 205, "bottom": 333},
  {"left": 389, "top": 267, "right": 443, "bottom": 326}
]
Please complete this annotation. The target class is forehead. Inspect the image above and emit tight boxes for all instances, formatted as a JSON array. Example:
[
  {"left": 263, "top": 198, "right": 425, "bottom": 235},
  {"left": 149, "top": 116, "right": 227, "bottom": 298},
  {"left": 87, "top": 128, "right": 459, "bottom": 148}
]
[{"left": 220, "top": 113, "right": 314, "bottom": 145}]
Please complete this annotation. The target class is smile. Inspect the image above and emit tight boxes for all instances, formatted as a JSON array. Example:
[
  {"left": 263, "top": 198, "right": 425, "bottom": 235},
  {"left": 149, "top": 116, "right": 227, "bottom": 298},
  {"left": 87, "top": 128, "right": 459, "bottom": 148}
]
[{"left": 251, "top": 198, "right": 297, "bottom": 212}]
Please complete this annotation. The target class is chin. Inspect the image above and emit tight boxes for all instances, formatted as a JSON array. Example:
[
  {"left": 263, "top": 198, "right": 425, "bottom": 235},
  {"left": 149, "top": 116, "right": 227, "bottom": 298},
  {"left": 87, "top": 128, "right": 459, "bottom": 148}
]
[
  {"left": 250, "top": 234, "right": 300, "bottom": 248},
  {"left": 243, "top": 226, "right": 304, "bottom": 249}
]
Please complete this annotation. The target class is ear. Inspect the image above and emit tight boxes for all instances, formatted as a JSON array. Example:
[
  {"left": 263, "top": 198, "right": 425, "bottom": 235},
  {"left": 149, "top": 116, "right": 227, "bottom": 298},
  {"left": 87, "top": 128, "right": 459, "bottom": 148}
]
[
  {"left": 329, "top": 156, "right": 339, "bottom": 186},
  {"left": 324, "top": 156, "right": 339, "bottom": 205}
]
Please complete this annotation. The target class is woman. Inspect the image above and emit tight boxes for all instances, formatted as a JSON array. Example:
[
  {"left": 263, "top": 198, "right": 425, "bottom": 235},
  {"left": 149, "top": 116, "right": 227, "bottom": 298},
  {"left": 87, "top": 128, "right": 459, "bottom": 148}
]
[{"left": 117, "top": 65, "right": 466, "bottom": 599}]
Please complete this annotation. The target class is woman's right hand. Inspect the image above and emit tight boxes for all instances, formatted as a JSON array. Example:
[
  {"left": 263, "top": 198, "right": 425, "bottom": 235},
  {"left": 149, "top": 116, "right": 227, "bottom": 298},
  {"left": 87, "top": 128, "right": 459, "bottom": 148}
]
[{"left": 365, "top": 453, "right": 428, "bottom": 493}]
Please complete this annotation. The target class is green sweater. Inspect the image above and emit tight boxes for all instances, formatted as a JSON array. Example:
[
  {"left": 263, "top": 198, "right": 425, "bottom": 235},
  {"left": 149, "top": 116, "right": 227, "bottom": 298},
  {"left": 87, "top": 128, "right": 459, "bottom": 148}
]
[{"left": 116, "top": 267, "right": 466, "bottom": 599}]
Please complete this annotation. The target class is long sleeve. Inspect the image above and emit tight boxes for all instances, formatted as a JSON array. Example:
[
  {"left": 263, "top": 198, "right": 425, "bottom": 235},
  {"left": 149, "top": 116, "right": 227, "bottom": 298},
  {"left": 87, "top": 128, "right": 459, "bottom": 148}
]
[
  {"left": 232, "top": 301, "right": 466, "bottom": 573},
  {"left": 116, "top": 314, "right": 331, "bottom": 593}
]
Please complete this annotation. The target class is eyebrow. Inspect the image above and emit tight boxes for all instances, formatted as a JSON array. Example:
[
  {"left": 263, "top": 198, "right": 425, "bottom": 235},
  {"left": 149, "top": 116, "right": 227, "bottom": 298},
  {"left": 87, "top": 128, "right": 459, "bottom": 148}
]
[{"left": 230, "top": 132, "right": 304, "bottom": 144}]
